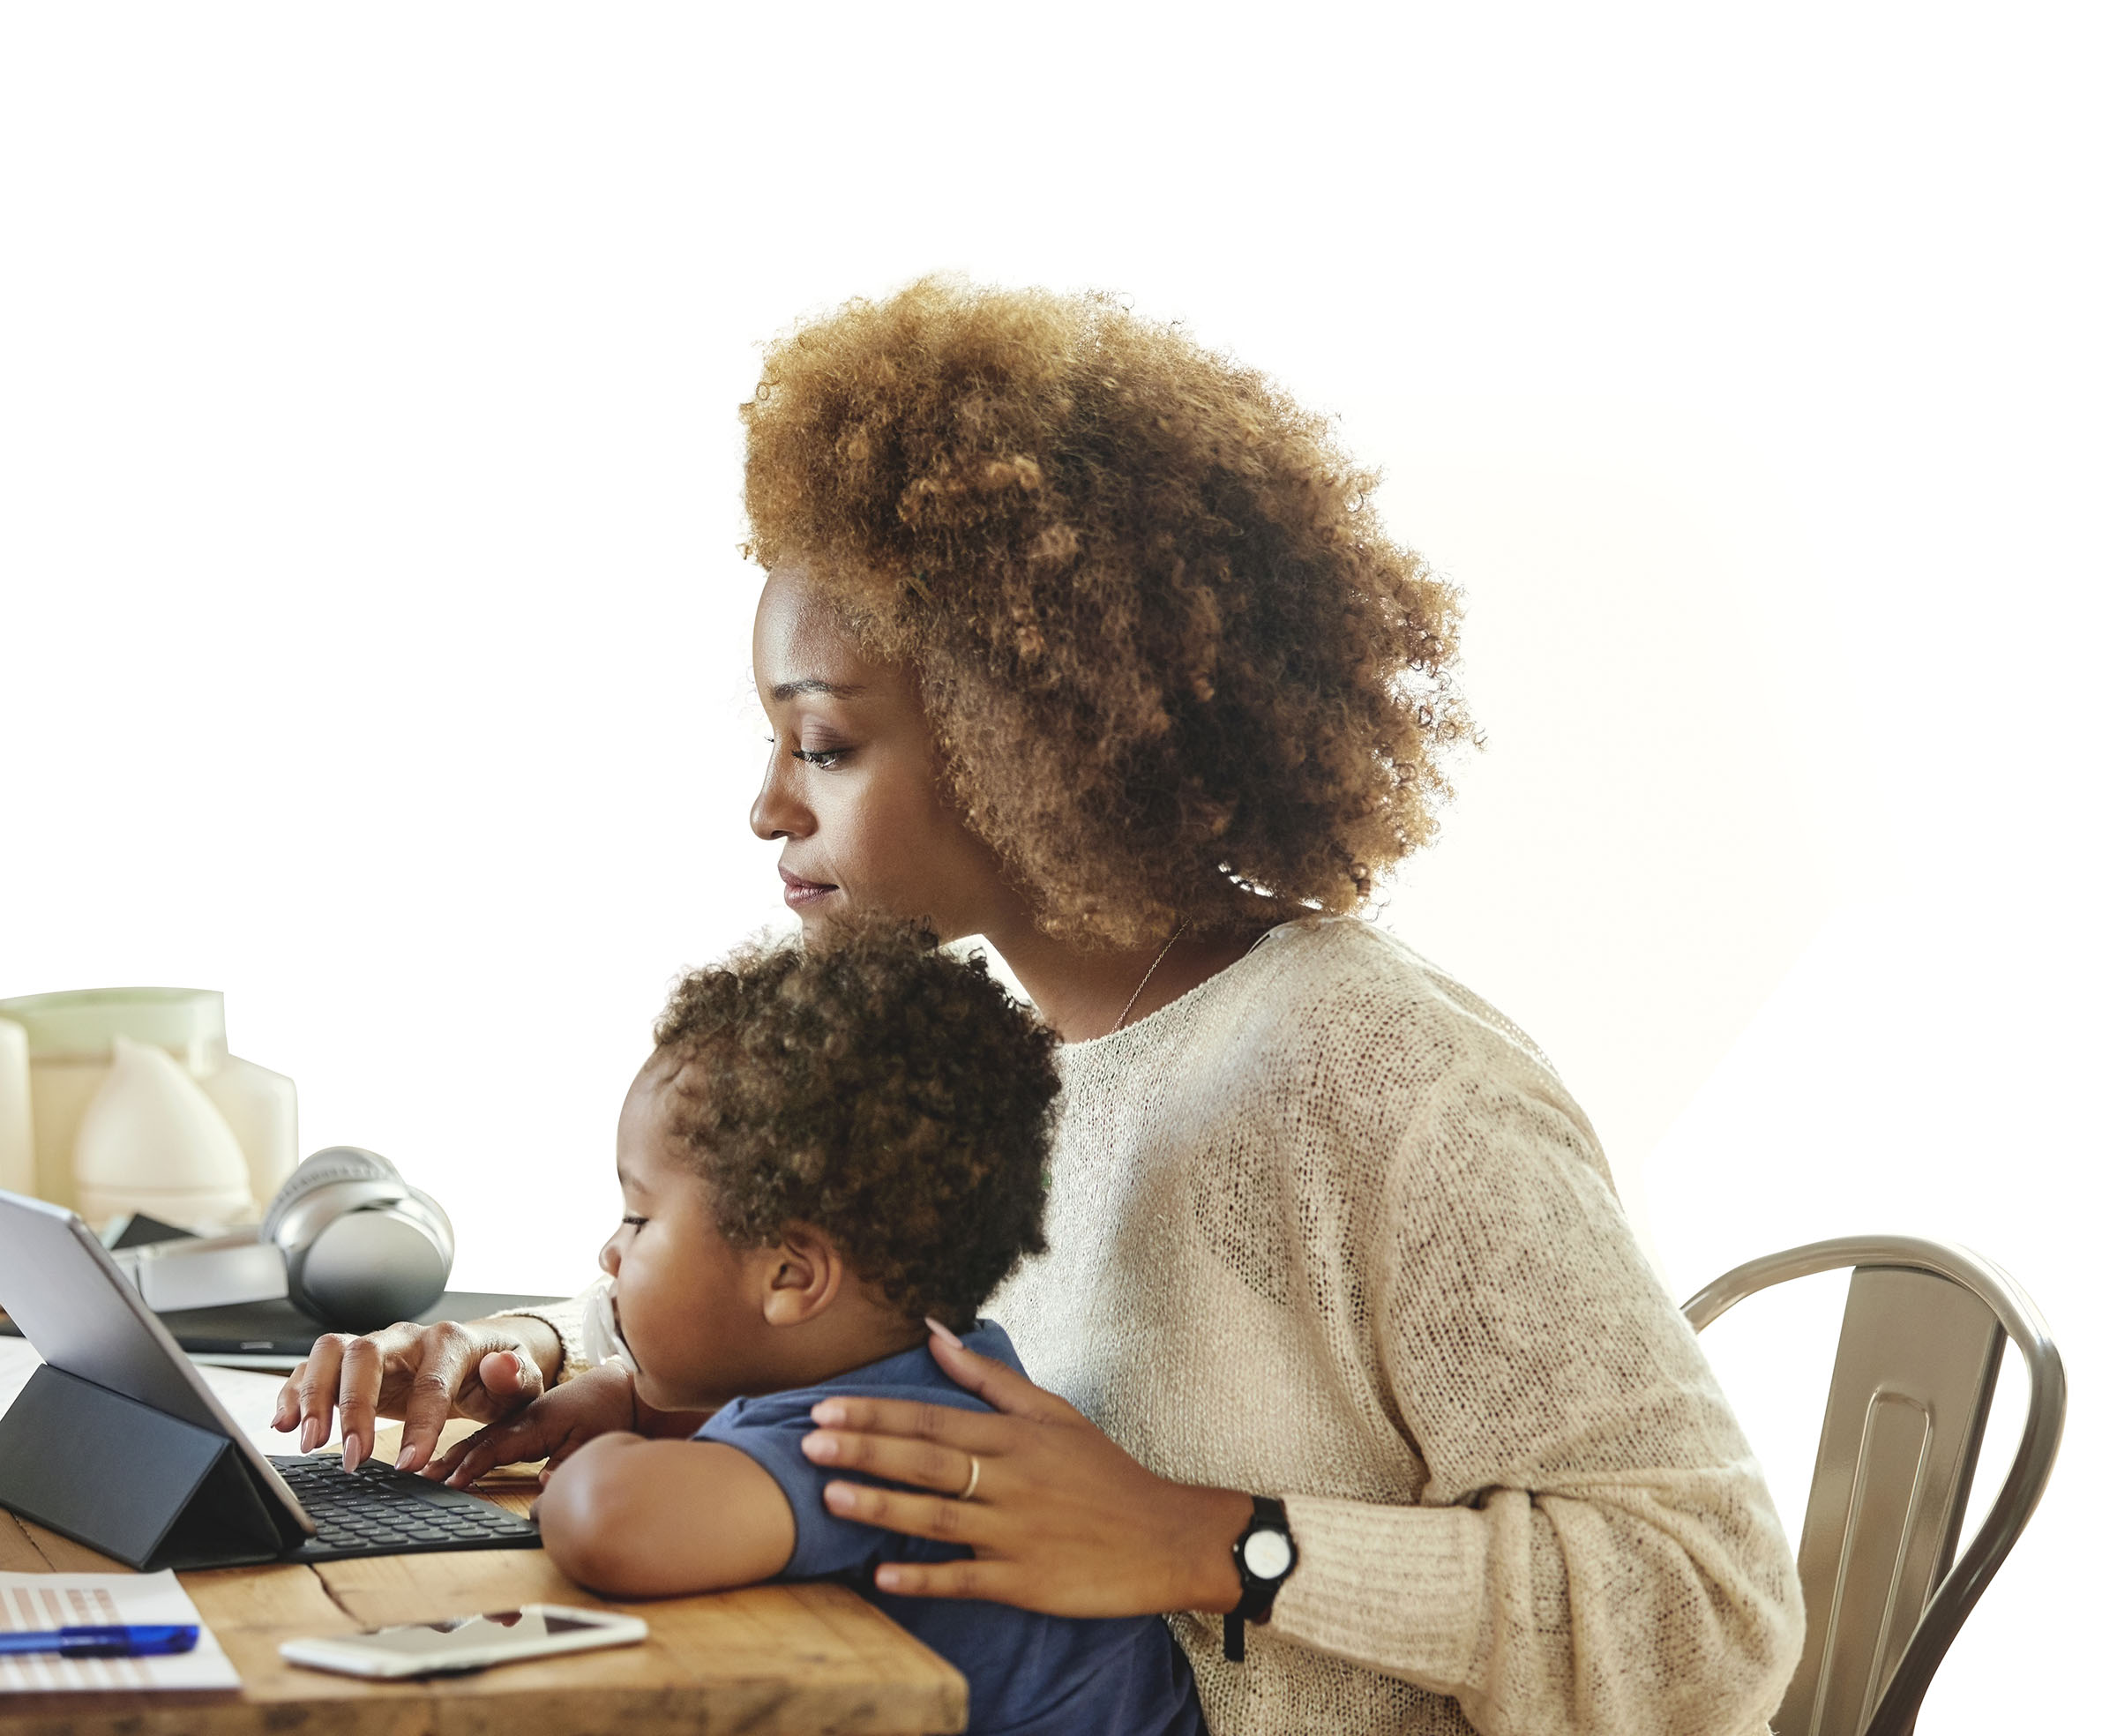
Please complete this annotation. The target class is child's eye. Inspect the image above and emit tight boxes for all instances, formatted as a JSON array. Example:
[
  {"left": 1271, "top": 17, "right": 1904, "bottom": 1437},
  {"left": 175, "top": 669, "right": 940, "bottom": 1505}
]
[
  {"left": 620, "top": 1215, "right": 647, "bottom": 1229},
  {"left": 791, "top": 746, "right": 849, "bottom": 768}
]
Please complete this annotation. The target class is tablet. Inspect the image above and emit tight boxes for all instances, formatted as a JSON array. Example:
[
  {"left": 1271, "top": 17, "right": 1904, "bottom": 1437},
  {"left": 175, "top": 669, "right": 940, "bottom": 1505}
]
[{"left": 0, "top": 1187, "right": 315, "bottom": 1546}]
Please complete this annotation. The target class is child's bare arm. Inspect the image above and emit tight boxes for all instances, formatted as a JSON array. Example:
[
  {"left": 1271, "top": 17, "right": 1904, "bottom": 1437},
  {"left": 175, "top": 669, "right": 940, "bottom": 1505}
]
[
  {"left": 428, "top": 1364, "right": 709, "bottom": 1488},
  {"left": 538, "top": 1433, "right": 797, "bottom": 1598}
]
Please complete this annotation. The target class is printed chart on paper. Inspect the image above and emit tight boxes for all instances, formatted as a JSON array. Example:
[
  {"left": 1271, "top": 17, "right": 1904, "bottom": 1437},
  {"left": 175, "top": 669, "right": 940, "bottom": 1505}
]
[{"left": 0, "top": 1571, "right": 238, "bottom": 1692}]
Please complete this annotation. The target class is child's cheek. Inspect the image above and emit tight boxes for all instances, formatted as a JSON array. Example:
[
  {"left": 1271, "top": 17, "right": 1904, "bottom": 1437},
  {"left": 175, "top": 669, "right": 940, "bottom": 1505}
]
[
  {"left": 617, "top": 1253, "right": 681, "bottom": 1380},
  {"left": 623, "top": 1324, "right": 684, "bottom": 1413},
  {"left": 637, "top": 1370, "right": 684, "bottom": 1415}
]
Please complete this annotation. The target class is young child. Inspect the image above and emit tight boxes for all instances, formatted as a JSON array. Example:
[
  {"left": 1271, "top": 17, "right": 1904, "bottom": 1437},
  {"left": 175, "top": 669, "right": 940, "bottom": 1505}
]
[{"left": 444, "top": 918, "right": 1202, "bottom": 1735}]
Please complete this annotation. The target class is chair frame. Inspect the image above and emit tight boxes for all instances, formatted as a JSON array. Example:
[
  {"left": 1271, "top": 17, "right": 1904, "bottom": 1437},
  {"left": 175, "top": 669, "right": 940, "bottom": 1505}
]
[{"left": 1684, "top": 1236, "right": 2065, "bottom": 1736}]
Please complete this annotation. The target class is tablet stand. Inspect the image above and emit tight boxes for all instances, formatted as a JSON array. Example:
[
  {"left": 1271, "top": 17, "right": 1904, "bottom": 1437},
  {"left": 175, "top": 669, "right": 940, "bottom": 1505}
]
[{"left": 0, "top": 1364, "right": 288, "bottom": 1570}]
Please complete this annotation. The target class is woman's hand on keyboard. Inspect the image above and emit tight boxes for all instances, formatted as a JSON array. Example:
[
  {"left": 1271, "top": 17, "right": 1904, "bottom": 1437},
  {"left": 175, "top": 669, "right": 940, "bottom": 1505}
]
[
  {"left": 271, "top": 1316, "right": 559, "bottom": 1474},
  {"left": 428, "top": 1363, "right": 711, "bottom": 1487}
]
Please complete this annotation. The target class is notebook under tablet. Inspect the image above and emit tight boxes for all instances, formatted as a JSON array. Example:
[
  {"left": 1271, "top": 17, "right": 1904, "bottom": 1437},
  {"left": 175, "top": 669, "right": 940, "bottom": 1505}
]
[{"left": 0, "top": 1188, "right": 538, "bottom": 1565}]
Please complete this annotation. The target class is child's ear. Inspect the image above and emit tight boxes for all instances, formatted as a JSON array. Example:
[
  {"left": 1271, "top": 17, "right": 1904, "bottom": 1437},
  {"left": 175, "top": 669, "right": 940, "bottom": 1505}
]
[{"left": 758, "top": 1222, "right": 844, "bottom": 1327}]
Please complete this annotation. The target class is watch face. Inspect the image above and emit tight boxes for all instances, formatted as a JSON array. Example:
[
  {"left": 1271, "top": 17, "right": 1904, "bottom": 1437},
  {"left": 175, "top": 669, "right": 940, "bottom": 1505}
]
[{"left": 1242, "top": 1528, "right": 1294, "bottom": 1581}]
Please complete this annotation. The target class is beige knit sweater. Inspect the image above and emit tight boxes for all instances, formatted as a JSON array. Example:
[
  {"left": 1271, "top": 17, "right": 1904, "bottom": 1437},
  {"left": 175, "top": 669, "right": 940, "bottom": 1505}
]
[
  {"left": 530, "top": 915, "right": 1803, "bottom": 1734},
  {"left": 984, "top": 917, "right": 1803, "bottom": 1736}
]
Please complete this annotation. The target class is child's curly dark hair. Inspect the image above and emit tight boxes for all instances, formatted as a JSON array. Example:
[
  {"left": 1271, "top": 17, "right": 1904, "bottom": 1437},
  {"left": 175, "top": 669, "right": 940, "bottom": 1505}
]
[
  {"left": 741, "top": 278, "right": 1474, "bottom": 950},
  {"left": 648, "top": 917, "right": 1058, "bottom": 1331}
]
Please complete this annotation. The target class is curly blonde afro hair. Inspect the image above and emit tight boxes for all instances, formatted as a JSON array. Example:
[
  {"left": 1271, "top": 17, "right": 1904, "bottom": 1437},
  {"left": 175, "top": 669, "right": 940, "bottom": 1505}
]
[
  {"left": 742, "top": 279, "right": 1471, "bottom": 948},
  {"left": 652, "top": 917, "right": 1057, "bottom": 1331}
]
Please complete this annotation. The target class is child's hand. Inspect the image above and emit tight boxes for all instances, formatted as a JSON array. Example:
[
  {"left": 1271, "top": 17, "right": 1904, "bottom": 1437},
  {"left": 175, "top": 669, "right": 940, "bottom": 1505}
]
[
  {"left": 427, "top": 1364, "right": 714, "bottom": 1486},
  {"left": 427, "top": 1363, "right": 648, "bottom": 1486}
]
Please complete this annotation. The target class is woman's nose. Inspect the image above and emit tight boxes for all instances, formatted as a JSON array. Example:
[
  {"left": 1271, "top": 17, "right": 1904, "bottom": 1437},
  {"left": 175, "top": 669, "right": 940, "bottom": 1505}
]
[{"left": 750, "top": 745, "right": 812, "bottom": 842}]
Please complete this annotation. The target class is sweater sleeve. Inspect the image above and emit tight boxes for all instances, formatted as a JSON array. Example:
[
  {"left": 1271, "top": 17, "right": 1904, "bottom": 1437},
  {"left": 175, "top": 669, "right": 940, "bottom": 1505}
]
[
  {"left": 491, "top": 1284, "right": 595, "bottom": 1385},
  {"left": 1266, "top": 1061, "right": 1805, "bottom": 1736}
]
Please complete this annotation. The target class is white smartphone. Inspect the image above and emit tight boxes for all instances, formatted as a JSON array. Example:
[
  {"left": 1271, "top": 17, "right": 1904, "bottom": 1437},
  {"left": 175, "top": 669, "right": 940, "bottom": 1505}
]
[{"left": 279, "top": 1605, "right": 647, "bottom": 1679}]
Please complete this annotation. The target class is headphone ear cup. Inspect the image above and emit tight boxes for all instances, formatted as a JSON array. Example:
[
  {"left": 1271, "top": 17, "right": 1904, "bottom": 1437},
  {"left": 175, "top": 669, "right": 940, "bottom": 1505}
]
[
  {"left": 400, "top": 1185, "right": 455, "bottom": 1268},
  {"left": 262, "top": 1147, "right": 401, "bottom": 1243},
  {"left": 292, "top": 1205, "right": 453, "bottom": 1332},
  {"left": 266, "top": 1147, "right": 454, "bottom": 1331}
]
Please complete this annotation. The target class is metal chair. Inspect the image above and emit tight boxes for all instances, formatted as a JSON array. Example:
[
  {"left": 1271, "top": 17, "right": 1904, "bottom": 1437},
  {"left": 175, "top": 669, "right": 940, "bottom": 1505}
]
[{"left": 1684, "top": 1237, "right": 2065, "bottom": 1736}]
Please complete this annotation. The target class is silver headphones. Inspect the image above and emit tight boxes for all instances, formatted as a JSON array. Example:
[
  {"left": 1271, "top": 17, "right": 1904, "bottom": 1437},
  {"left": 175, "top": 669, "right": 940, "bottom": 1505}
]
[
  {"left": 108, "top": 1147, "right": 455, "bottom": 1333},
  {"left": 260, "top": 1147, "right": 455, "bottom": 1331}
]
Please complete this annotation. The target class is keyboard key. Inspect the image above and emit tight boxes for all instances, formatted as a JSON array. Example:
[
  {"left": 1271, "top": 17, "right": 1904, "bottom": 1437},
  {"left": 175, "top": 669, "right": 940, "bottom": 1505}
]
[{"left": 272, "top": 1456, "right": 537, "bottom": 1555}]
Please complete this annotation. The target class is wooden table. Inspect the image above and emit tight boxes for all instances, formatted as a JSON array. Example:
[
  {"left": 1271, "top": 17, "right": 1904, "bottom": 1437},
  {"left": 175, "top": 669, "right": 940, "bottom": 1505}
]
[{"left": 0, "top": 1485, "right": 966, "bottom": 1735}]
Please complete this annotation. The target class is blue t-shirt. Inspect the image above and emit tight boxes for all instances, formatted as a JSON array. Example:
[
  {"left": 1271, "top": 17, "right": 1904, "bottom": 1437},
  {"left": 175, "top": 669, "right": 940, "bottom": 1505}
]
[{"left": 695, "top": 1322, "right": 1203, "bottom": 1736}]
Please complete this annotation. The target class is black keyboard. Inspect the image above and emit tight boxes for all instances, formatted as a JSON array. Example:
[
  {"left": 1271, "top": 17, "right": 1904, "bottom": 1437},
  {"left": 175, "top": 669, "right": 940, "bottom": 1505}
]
[{"left": 270, "top": 1455, "right": 541, "bottom": 1559}]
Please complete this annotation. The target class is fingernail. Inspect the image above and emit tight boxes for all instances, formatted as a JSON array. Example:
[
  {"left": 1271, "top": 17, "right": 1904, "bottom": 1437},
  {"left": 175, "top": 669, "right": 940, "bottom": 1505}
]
[
  {"left": 513, "top": 1351, "right": 535, "bottom": 1383},
  {"left": 924, "top": 1315, "right": 963, "bottom": 1350},
  {"left": 341, "top": 1435, "right": 362, "bottom": 1473},
  {"left": 812, "top": 1400, "right": 846, "bottom": 1425},
  {"left": 300, "top": 1418, "right": 324, "bottom": 1452},
  {"left": 874, "top": 1565, "right": 903, "bottom": 1590},
  {"left": 802, "top": 1433, "right": 841, "bottom": 1463},
  {"left": 824, "top": 1482, "right": 857, "bottom": 1512},
  {"left": 396, "top": 1448, "right": 418, "bottom": 1471}
]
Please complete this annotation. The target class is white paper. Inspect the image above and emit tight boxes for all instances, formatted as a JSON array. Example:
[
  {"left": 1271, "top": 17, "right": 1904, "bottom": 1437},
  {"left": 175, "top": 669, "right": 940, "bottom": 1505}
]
[
  {"left": 0, "top": 1334, "right": 333, "bottom": 1460},
  {"left": 0, "top": 1339, "right": 36, "bottom": 1427},
  {"left": 0, "top": 1570, "right": 240, "bottom": 1692}
]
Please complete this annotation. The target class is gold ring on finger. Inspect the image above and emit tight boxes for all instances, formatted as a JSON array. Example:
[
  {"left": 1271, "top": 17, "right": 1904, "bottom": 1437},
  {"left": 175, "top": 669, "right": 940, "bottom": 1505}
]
[{"left": 955, "top": 1453, "right": 981, "bottom": 1501}]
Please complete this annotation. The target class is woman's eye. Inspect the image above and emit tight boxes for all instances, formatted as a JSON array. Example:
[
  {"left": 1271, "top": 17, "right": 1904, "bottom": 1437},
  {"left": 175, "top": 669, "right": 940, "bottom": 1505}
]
[{"left": 791, "top": 746, "right": 849, "bottom": 768}]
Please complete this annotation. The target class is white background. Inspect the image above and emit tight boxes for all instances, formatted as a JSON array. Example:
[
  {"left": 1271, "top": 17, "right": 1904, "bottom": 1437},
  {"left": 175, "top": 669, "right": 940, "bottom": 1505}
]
[{"left": 2, "top": 5, "right": 2108, "bottom": 1726}]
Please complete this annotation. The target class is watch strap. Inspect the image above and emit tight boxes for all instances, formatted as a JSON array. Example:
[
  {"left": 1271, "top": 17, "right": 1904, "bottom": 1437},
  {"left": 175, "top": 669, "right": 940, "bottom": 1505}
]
[{"left": 1223, "top": 1495, "right": 1296, "bottom": 1663}]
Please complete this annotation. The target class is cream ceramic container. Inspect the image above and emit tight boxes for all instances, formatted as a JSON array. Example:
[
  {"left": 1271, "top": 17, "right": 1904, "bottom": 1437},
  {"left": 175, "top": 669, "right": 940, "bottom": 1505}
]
[
  {"left": 73, "top": 1034, "right": 258, "bottom": 1227},
  {"left": 0, "top": 987, "right": 297, "bottom": 1223},
  {"left": 0, "top": 1017, "right": 33, "bottom": 1197}
]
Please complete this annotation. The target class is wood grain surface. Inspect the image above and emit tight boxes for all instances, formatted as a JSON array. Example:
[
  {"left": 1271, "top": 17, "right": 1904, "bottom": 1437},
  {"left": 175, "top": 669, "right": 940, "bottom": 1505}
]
[{"left": 0, "top": 1498, "right": 966, "bottom": 1736}]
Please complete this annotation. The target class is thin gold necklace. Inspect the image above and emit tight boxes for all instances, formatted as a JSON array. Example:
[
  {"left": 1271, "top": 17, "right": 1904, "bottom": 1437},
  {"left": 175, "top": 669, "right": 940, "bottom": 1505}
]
[{"left": 1109, "top": 920, "right": 1190, "bottom": 1036}]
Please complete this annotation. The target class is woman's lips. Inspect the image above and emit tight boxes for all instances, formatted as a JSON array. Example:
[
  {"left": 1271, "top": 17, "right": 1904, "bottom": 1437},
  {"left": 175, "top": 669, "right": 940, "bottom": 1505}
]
[{"left": 779, "top": 867, "right": 839, "bottom": 909}]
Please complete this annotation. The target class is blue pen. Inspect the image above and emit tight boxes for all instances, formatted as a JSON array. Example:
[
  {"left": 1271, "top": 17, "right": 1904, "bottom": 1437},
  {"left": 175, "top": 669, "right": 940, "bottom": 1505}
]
[{"left": 0, "top": 1624, "right": 198, "bottom": 1657}]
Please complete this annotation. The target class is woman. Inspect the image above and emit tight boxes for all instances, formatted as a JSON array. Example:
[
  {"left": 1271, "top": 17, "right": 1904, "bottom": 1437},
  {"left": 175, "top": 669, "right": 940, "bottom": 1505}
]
[{"left": 279, "top": 281, "right": 1802, "bottom": 1734}]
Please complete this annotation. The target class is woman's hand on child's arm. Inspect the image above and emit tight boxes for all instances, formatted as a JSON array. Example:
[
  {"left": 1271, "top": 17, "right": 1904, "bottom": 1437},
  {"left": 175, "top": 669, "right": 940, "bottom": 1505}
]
[
  {"left": 538, "top": 1434, "right": 796, "bottom": 1599},
  {"left": 426, "top": 1363, "right": 711, "bottom": 1487},
  {"left": 799, "top": 1329, "right": 1252, "bottom": 1618}
]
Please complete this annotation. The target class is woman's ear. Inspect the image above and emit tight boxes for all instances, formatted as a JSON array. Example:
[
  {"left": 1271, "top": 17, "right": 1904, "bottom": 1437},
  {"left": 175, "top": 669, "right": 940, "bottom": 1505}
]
[{"left": 758, "top": 1222, "right": 845, "bottom": 1327}]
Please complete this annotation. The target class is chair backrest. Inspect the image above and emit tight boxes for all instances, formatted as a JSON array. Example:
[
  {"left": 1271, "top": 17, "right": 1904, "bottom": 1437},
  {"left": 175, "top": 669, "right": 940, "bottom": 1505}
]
[{"left": 1685, "top": 1237, "right": 2065, "bottom": 1736}]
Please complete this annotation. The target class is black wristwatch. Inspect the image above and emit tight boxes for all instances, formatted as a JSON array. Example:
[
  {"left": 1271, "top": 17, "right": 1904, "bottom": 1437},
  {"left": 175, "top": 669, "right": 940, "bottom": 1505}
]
[{"left": 1223, "top": 1495, "right": 1297, "bottom": 1662}]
